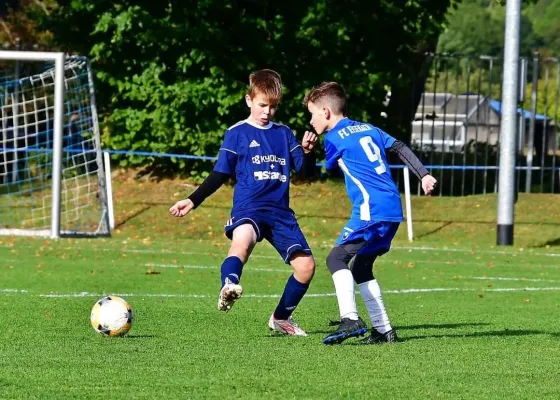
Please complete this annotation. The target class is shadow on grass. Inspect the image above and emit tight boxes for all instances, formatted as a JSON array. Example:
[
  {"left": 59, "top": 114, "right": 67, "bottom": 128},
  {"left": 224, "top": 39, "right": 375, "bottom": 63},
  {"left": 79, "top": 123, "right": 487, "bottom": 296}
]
[
  {"left": 115, "top": 205, "right": 152, "bottom": 229},
  {"left": 336, "top": 329, "right": 547, "bottom": 345},
  {"left": 308, "top": 322, "right": 491, "bottom": 336},
  {"left": 124, "top": 334, "right": 155, "bottom": 339},
  {"left": 402, "top": 329, "right": 546, "bottom": 341},
  {"left": 534, "top": 237, "right": 560, "bottom": 248},
  {"left": 414, "top": 221, "right": 453, "bottom": 239},
  {"left": 396, "top": 322, "right": 490, "bottom": 330}
]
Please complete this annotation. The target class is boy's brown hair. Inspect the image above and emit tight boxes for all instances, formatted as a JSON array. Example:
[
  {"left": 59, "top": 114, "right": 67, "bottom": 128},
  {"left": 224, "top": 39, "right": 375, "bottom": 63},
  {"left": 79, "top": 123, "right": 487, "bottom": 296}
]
[
  {"left": 303, "top": 82, "right": 347, "bottom": 115},
  {"left": 248, "top": 69, "right": 283, "bottom": 102}
]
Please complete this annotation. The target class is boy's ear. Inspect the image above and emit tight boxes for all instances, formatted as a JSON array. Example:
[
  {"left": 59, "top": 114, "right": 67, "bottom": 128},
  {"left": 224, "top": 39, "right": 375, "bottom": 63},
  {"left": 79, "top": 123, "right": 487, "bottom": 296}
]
[
  {"left": 324, "top": 107, "right": 331, "bottom": 120},
  {"left": 245, "top": 94, "right": 252, "bottom": 108}
]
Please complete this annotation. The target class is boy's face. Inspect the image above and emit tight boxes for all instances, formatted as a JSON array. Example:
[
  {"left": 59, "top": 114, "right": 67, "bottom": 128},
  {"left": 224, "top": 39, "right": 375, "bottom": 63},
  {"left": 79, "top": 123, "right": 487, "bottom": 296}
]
[
  {"left": 307, "top": 101, "right": 329, "bottom": 135},
  {"left": 245, "top": 93, "right": 279, "bottom": 126}
]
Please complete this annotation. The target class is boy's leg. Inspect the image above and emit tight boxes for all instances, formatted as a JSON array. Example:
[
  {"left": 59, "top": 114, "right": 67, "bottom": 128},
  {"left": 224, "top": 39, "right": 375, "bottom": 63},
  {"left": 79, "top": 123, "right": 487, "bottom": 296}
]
[
  {"left": 323, "top": 243, "right": 368, "bottom": 344},
  {"left": 266, "top": 213, "right": 314, "bottom": 336},
  {"left": 218, "top": 222, "right": 258, "bottom": 312},
  {"left": 268, "top": 252, "right": 314, "bottom": 336},
  {"left": 351, "top": 222, "right": 400, "bottom": 343},
  {"left": 350, "top": 253, "right": 392, "bottom": 332}
]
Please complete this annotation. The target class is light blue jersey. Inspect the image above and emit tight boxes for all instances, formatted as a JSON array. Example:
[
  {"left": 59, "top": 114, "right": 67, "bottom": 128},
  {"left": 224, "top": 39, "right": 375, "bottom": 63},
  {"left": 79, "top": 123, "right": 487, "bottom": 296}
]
[{"left": 324, "top": 118, "right": 403, "bottom": 222}]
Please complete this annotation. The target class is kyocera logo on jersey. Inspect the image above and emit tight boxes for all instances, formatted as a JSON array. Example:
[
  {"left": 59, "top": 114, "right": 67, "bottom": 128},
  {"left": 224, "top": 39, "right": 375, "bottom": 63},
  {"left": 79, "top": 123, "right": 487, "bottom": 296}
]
[
  {"left": 254, "top": 171, "right": 287, "bottom": 182},
  {"left": 251, "top": 155, "right": 286, "bottom": 165}
]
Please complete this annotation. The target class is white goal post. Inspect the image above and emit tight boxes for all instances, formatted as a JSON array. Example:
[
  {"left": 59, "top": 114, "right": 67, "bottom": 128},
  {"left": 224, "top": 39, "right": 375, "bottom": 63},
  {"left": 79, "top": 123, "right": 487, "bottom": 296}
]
[{"left": 0, "top": 51, "right": 111, "bottom": 238}]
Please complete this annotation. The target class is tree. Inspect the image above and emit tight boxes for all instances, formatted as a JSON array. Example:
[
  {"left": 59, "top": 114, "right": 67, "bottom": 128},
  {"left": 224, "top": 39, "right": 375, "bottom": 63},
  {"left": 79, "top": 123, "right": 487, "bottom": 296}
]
[
  {"left": 34, "top": 0, "right": 455, "bottom": 173},
  {"left": 528, "top": 0, "right": 560, "bottom": 56},
  {"left": 437, "top": 0, "right": 540, "bottom": 57}
]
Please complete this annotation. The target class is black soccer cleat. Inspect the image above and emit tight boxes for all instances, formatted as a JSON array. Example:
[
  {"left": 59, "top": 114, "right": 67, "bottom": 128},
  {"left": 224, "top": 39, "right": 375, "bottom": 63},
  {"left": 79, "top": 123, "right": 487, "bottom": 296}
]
[
  {"left": 360, "top": 328, "right": 398, "bottom": 344},
  {"left": 323, "top": 317, "right": 368, "bottom": 345}
]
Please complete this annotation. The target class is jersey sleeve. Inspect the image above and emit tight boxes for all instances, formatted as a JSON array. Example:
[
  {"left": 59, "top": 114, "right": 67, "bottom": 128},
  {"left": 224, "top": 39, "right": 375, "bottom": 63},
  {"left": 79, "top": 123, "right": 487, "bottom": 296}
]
[
  {"left": 213, "top": 130, "right": 237, "bottom": 175},
  {"left": 375, "top": 127, "right": 397, "bottom": 149},
  {"left": 288, "top": 128, "right": 305, "bottom": 173},
  {"left": 324, "top": 136, "right": 342, "bottom": 171}
]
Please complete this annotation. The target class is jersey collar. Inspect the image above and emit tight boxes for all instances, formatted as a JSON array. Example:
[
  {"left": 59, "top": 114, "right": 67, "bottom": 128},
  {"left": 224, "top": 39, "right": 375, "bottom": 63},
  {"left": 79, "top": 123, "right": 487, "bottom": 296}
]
[
  {"left": 245, "top": 118, "right": 273, "bottom": 130},
  {"left": 327, "top": 117, "right": 350, "bottom": 135}
]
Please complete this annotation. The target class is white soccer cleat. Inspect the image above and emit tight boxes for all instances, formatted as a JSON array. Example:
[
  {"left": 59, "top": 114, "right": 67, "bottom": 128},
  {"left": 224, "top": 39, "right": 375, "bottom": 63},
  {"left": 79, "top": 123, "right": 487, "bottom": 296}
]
[
  {"left": 217, "top": 279, "right": 243, "bottom": 312},
  {"left": 268, "top": 314, "right": 307, "bottom": 336}
]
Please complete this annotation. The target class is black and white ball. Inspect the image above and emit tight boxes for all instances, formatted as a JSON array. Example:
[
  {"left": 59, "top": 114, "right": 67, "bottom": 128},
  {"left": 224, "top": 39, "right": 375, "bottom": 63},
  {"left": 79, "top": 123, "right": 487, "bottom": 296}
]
[{"left": 90, "top": 296, "right": 133, "bottom": 337}]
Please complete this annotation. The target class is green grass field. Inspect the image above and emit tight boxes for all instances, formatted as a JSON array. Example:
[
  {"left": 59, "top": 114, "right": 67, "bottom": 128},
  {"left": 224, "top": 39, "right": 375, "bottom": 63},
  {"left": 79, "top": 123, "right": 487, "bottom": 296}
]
[{"left": 1, "top": 171, "right": 560, "bottom": 399}]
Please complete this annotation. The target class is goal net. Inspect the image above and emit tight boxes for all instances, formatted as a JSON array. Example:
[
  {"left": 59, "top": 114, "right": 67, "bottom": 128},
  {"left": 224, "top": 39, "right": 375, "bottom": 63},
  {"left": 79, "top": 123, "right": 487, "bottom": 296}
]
[{"left": 0, "top": 51, "right": 110, "bottom": 238}]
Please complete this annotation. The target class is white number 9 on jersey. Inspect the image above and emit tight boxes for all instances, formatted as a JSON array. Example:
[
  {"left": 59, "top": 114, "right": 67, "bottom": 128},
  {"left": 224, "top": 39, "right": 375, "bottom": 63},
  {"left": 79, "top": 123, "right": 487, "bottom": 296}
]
[{"left": 359, "top": 136, "right": 386, "bottom": 175}]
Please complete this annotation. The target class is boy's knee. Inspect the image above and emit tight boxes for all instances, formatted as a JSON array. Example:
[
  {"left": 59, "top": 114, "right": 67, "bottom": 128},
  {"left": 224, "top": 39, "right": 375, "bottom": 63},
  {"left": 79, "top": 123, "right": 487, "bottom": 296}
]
[
  {"left": 350, "top": 254, "right": 376, "bottom": 284},
  {"left": 291, "top": 253, "right": 315, "bottom": 282},
  {"left": 326, "top": 246, "right": 351, "bottom": 275}
]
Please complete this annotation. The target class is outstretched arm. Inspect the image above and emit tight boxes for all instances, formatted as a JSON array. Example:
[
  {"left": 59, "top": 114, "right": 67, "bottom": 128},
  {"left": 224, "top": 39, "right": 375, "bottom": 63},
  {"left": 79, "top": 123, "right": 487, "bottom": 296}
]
[
  {"left": 388, "top": 140, "right": 437, "bottom": 195},
  {"left": 169, "top": 171, "right": 230, "bottom": 217}
]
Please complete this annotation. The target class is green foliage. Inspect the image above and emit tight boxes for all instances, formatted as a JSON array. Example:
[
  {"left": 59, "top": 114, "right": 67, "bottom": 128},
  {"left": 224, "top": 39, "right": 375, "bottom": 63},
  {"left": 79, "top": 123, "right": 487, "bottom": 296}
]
[
  {"left": 40, "top": 0, "right": 454, "bottom": 176},
  {"left": 527, "top": 0, "right": 560, "bottom": 55},
  {"left": 437, "top": 0, "right": 540, "bottom": 57}
]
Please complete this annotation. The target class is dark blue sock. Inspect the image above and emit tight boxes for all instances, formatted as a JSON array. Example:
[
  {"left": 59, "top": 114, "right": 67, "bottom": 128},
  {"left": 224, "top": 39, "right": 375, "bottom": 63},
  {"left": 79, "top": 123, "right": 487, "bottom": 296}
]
[
  {"left": 273, "top": 275, "right": 310, "bottom": 320},
  {"left": 220, "top": 256, "right": 244, "bottom": 287}
]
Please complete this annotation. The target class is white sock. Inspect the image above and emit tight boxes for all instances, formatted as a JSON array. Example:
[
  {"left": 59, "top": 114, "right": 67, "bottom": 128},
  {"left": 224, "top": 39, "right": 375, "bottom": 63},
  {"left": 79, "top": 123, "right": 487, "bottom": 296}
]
[
  {"left": 358, "top": 279, "right": 392, "bottom": 333},
  {"left": 332, "top": 269, "right": 358, "bottom": 320}
]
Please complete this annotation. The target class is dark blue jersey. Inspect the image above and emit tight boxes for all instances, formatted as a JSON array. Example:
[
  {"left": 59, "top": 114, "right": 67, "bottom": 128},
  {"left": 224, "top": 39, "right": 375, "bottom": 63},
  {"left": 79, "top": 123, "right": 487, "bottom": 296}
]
[
  {"left": 325, "top": 118, "right": 404, "bottom": 222},
  {"left": 214, "top": 119, "right": 304, "bottom": 214}
]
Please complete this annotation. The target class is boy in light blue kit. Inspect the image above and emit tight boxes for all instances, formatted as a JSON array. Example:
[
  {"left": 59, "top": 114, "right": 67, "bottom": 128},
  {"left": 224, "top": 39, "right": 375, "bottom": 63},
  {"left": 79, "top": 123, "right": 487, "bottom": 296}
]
[
  {"left": 303, "top": 82, "right": 437, "bottom": 344},
  {"left": 170, "top": 70, "right": 318, "bottom": 336}
]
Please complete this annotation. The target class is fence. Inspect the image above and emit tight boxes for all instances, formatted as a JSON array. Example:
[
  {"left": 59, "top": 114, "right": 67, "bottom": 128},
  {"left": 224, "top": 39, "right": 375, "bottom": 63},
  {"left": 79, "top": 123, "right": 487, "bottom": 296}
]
[
  {"left": 2, "top": 47, "right": 559, "bottom": 197},
  {"left": 411, "top": 53, "right": 560, "bottom": 195}
]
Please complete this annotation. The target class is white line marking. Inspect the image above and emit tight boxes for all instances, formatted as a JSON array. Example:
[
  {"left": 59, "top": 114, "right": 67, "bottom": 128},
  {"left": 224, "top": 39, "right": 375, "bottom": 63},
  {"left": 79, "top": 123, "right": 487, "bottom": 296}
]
[
  {"left": 145, "top": 263, "right": 289, "bottom": 273},
  {"left": 0, "top": 288, "right": 28, "bottom": 293},
  {"left": 2, "top": 286, "right": 560, "bottom": 298},
  {"left": 392, "top": 245, "right": 560, "bottom": 257},
  {"left": 469, "top": 276, "right": 559, "bottom": 283},
  {"left": 3, "top": 243, "right": 560, "bottom": 258}
]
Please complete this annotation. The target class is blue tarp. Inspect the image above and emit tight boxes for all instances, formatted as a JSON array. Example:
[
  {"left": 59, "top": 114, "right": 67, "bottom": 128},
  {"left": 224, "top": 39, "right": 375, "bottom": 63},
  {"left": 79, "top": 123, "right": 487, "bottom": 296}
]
[{"left": 487, "top": 99, "right": 549, "bottom": 121}]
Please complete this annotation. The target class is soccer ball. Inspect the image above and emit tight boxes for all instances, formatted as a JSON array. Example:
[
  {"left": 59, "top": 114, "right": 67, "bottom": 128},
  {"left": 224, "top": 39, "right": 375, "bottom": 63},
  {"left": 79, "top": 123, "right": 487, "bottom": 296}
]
[{"left": 90, "top": 296, "right": 133, "bottom": 337}]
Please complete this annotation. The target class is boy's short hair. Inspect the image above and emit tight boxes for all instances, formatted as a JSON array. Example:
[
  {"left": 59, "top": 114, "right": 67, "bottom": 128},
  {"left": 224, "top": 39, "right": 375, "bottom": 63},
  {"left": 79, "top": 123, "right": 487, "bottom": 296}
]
[
  {"left": 248, "top": 69, "right": 283, "bottom": 103},
  {"left": 303, "top": 82, "right": 347, "bottom": 115}
]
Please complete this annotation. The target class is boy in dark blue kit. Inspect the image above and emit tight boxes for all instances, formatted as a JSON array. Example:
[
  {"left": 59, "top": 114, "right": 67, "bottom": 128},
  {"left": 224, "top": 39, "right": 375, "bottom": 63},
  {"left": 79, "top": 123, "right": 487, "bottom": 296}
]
[
  {"left": 170, "top": 70, "right": 318, "bottom": 336},
  {"left": 303, "top": 82, "right": 437, "bottom": 344}
]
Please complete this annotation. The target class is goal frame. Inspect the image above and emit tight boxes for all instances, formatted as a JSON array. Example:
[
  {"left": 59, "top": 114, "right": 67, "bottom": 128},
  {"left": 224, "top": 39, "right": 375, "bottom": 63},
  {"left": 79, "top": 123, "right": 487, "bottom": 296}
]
[{"left": 0, "top": 50, "right": 111, "bottom": 238}]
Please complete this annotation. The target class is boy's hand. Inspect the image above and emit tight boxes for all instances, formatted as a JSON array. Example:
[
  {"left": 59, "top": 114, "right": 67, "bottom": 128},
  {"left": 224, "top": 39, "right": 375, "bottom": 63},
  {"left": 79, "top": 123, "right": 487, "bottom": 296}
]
[
  {"left": 169, "top": 199, "right": 194, "bottom": 217},
  {"left": 302, "top": 131, "right": 318, "bottom": 153},
  {"left": 421, "top": 175, "right": 437, "bottom": 196}
]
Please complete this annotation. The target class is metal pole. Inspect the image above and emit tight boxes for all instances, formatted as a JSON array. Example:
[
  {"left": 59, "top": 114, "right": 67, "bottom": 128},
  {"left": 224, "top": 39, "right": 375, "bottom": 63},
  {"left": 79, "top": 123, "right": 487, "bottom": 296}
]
[
  {"left": 50, "top": 52, "right": 66, "bottom": 239},
  {"left": 497, "top": 0, "right": 521, "bottom": 246},
  {"left": 525, "top": 53, "right": 539, "bottom": 192}
]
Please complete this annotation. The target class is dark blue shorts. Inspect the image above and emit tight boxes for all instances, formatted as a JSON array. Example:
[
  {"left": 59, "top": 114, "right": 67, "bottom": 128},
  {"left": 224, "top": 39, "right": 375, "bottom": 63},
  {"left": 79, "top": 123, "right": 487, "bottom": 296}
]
[
  {"left": 335, "top": 219, "right": 400, "bottom": 257},
  {"left": 224, "top": 210, "right": 312, "bottom": 264}
]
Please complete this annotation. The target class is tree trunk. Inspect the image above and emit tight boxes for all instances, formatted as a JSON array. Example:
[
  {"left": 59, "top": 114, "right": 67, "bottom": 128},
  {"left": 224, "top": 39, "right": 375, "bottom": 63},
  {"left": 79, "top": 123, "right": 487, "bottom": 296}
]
[{"left": 385, "top": 51, "right": 435, "bottom": 144}]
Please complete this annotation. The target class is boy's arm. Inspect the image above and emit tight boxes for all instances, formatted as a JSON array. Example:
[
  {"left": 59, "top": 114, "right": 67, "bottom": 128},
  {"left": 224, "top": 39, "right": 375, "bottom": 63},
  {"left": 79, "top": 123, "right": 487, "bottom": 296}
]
[
  {"left": 387, "top": 140, "right": 437, "bottom": 195},
  {"left": 169, "top": 171, "right": 231, "bottom": 217},
  {"left": 187, "top": 171, "right": 231, "bottom": 208},
  {"left": 189, "top": 128, "right": 238, "bottom": 207},
  {"left": 300, "top": 130, "right": 318, "bottom": 177},
  {"left": 170, "top": 130, "right": 237, "bottom": 217},
  {"left": 290, "top": 130, "right": 318, "bottom": 178},
  {"left": 324, "top": 136, "right": 341, "bottom": 171},
  {"left": 387, "top": 140, "right": 429, "bottom": 179}
]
